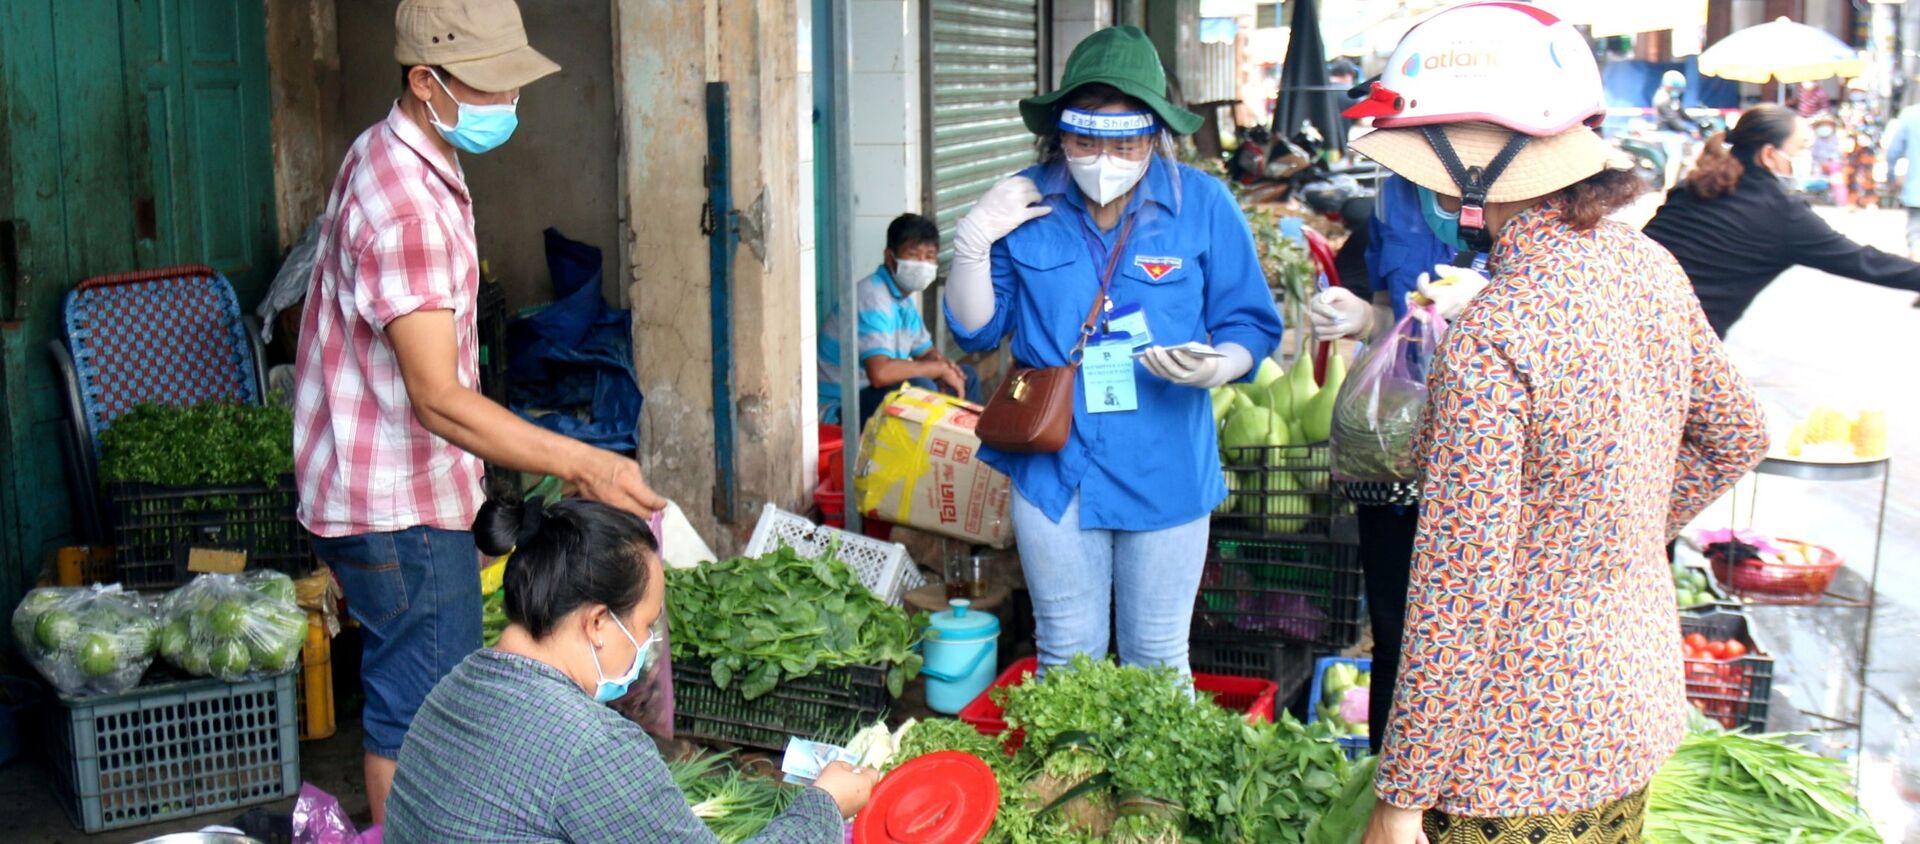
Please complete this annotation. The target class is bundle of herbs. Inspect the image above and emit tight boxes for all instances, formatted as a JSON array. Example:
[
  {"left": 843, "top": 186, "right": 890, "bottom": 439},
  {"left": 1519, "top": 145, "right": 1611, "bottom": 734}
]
[
  {"left": 99, "top": 401, "right": 294, "bottom": 488},
  {"left": 666, "top": 751, "right": 801, "bottom": 843},
  {"left": 666, "top": 544, "right": 923, "bottom": 699},
  {"left": 890, "top": 656, "right": 1354, "bottom": 844},
  {"left": 1644, "top": 730, "right": 1882, "bottom": 843}
]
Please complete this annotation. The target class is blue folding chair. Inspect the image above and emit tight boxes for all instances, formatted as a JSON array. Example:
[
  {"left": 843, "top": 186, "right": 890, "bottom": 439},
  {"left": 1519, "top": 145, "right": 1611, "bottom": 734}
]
[{"left": 48, "top": 264, "right": 267, "bottom": 543}]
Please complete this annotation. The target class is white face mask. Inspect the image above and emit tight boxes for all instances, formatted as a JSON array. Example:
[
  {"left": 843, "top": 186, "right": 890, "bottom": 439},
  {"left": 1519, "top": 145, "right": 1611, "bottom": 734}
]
[
  {"left": 1067, "top": 153, "right": 1149, "bottom": 207},
  {"left": 893, "top": 259, "right": 938, "bottom": 294}
]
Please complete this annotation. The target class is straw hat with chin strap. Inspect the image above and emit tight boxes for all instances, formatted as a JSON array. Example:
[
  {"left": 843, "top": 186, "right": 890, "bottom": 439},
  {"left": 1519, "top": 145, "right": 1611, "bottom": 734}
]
[{"left": 1342, "top": 2, "right": 1619, "bottom": 251}]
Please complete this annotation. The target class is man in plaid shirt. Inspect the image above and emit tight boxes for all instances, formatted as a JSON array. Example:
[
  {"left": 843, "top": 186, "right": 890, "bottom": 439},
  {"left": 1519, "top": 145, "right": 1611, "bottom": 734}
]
[{"left": 293, "top": 0, "right": 664, "bottom": 822}]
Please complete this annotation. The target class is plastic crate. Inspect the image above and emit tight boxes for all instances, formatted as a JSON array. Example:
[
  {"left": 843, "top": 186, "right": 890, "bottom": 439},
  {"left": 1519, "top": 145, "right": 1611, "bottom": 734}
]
[
  {"left": 743, "top": 503, "right": 911, "bottom": 606},
  {"left": 1188, "top": 637, "right": 1315, "bottom": 717},
  {"left": 957, "top": 657, "right": 1277, "bottom": 752},
  {"left": 46, "top": 670, "right": 300, "bottom": 833},
  {"left": 1306, "top": 656, "right": 1373, "bottom": 760},
  {"left": 1192, "top": 535, "right": 1365, "bottom": 649},
  {"left": 477, "top": 280, "right": 509, "bottom": 404},
  {"left": 671, "top": 658, "right": 891, "bottom": 752},
  {"left": 1213, "top": 442, "right": 1358, "bottom": 543},
  {"left": 105, "top": 476, "right": 311, "bottom": 590},
  {"left": 1679, "top": 610, "right": 1774, "bottom": 733}
]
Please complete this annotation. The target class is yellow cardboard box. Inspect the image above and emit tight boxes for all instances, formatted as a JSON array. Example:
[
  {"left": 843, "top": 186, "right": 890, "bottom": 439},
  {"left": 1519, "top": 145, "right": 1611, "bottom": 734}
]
[{"left": 854, "top": 386, "right": 1012, "bottom": 548}]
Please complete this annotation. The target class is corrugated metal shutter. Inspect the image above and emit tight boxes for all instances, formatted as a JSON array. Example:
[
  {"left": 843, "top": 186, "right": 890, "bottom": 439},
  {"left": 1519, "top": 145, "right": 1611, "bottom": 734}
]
[
  {"left": 926, "top": 0, "right": 1042, "bottom": 264},
  {"left": 1196, "top": 40, "right": 1236, "bottom": 103}
]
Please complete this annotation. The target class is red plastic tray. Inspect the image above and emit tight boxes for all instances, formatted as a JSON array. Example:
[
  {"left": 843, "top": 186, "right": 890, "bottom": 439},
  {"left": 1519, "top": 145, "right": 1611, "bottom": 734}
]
[{"left": 957, "top": 657, "right": 1277, "bottom": 751}]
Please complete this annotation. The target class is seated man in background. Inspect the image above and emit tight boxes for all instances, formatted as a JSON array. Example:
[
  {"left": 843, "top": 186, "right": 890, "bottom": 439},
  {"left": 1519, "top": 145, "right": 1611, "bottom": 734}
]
[{"left": 818, "top": 213, "right": 977, "bottom": 425}]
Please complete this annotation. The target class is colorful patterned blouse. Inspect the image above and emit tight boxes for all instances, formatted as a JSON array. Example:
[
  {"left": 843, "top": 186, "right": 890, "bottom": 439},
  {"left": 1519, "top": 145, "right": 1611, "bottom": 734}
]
[{"left": 1374, "top": 203, "right": 1769, "bottom": 817}]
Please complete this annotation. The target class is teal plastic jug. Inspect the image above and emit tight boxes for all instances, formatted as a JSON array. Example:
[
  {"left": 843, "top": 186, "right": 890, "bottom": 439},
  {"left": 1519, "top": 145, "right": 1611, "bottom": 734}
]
[{"left": 919, "top": 599, "right": 1000, "bottom": 714}]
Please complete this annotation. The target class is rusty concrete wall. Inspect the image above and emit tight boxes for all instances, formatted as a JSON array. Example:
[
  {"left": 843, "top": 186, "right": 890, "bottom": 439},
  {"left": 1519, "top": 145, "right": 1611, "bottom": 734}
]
[
  {"left": 332, "top": 0, "right": 625, "bottom": 312},
  {"left": 266, "top": 0, "right": 342, "bottom": 251},
  {"left": 614, "top": 0, "right": 808, "bottom": 554}
]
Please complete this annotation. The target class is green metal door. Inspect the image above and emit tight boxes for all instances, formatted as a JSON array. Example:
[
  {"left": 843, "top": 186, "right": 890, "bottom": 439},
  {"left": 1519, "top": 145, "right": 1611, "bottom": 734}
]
[{"left": 0, "top": 0, "right": 275, "bottom": 636}]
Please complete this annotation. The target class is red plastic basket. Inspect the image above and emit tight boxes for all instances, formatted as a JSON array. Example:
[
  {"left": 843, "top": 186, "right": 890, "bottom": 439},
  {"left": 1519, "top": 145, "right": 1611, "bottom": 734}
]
[
  {"left": 956, "top": 657, "right": 1277, "bottom": 752},
  {"left": 1679, "top": 610, "right": 1773, "bottom": 732},
  {"left": 1707, "top": 538, "right": 1842, "bottom": 604}
]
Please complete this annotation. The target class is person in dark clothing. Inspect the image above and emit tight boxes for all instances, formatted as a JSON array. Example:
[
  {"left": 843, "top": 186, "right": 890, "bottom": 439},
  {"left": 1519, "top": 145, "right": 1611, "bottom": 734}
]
[
  {"left": 1653, "top": 70, "right": 1698, "bottom": 136},
  {"left": 1644, "top": 104, "right": 1920, "bottom": 338},
  {"left": 1331, "top": 195, "right": 1374, "bottom": 299}
]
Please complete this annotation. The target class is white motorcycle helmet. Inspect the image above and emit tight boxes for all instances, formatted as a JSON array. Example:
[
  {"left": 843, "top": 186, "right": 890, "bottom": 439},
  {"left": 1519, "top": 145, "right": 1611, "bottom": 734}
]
[
  {"left": 1344, "top": 2, "right": 1609, "bottom": 251},
  {"left": 1346, "top": 1, "right": 1604, "bottom": 136}
]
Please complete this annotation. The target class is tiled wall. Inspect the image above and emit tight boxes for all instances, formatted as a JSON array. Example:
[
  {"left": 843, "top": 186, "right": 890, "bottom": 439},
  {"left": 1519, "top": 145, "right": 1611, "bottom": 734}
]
[
  {"left": 847, "top": 0, "right": 925, "bottom": 276},
  {"left": 1053, "top": 0, "right": 1115, "bottom": 88}
]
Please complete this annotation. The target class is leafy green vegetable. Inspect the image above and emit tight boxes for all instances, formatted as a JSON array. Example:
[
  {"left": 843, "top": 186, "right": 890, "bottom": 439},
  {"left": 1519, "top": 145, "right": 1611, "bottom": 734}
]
[
  {"left": 1645, "top": 731, "right": 1882, "bottom": 843},
  {"left": 666, "top": 751, "right": 801, "bottom": 843},
  {"left": 98, "top": 401, "right": 293, "bottom": 489},
  {"left": 666, "top": 544, "right": 923, "bottom": 700}
]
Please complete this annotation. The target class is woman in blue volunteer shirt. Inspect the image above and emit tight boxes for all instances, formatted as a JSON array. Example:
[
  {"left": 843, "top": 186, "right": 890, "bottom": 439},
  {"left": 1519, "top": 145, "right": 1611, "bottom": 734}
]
[{"left": 944, "top": 26, "right": 1283, "bottom": 673}]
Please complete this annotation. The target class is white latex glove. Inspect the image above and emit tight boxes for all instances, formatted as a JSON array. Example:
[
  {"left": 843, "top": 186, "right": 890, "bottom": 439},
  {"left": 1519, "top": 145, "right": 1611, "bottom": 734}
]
[
  {"left": 949, "top": 176, "right": 1052, "bottom": 332},
  {"left": 1139, "top": 343, "right": 1251, "bottom": 389},
  {"left": 1308, "top": 287, "right": 1374, "bottom": 340},
  {"left": 1411, "top": 264, "right": 1490, "bottom": 321},
  {"left": 954, "top": 176, "right": 1052, "bottom": 260}
]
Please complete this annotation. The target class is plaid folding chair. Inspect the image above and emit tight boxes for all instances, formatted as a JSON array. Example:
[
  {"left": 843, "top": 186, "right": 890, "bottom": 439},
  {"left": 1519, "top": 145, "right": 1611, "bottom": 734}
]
[{"left": 48, "top": 264, "right": 267, "bottom": 542}]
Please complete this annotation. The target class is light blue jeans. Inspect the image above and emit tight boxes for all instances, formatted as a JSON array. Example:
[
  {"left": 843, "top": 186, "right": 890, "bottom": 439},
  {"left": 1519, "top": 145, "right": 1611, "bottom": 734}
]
[{"left": 1011, "top": 489, "right": 1210, "bottom": 674}]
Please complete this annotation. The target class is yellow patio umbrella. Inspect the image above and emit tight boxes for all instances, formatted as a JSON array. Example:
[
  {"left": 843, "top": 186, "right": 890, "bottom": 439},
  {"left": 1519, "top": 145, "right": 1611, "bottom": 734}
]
[{"left": 1697, "top": 17, "right": 1867, "bottom": 84}]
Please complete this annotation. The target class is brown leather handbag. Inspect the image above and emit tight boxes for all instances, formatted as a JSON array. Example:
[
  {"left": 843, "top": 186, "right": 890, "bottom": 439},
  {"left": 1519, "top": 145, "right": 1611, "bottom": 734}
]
[{"left": 976, "top": 217, "right": 1135, "bottom": 453}]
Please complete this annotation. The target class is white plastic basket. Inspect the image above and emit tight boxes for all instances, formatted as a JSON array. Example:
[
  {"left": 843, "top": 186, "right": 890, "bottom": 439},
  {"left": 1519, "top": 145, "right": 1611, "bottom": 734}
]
[{"left": 743, "top": 503, "right": 913, "bottom": 606}]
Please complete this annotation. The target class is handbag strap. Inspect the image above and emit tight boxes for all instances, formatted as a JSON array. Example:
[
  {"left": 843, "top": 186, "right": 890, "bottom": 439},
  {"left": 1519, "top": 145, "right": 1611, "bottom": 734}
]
[{"left": 1069, "top": 214, "right": 1138, "bottom": 362}]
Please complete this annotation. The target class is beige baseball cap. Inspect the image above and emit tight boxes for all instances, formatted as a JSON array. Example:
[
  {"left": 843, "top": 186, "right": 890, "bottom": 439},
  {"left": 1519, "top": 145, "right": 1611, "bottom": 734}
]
[{"left": 394, "top": 0, "right": 560, "bottom": 93}]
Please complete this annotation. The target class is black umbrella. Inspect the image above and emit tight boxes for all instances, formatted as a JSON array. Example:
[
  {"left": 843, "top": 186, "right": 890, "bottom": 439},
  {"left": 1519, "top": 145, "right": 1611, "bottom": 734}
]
[{"left": 1270, "top": 0, "right": 1346, "bottom": 152}]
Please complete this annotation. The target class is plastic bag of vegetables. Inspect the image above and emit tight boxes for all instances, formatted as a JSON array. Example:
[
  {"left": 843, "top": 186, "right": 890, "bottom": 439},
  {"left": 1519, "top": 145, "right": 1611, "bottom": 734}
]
[
  {"left": 1330, "top": 310, "right": 1444, "bottom": 483},
  {"left": 155, "top": 572, "right": 307, "bottom": 681},
  {"left": 12, "top": 584, "right": 159, "bottom": 696}
]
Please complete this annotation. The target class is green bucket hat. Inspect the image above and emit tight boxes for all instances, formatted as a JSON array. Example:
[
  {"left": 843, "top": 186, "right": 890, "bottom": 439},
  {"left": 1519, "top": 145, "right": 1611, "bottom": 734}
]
[{"left": 1020, "top": 26, "right": 1203, "bottom": 137}]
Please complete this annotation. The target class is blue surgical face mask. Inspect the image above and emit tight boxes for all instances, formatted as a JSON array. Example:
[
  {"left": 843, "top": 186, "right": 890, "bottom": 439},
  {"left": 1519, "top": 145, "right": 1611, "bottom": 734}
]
[
  {"left": 588, "top": 614, "right": 656, "bottom": 703},
  {"left": 426, "top": 71, "right": 519, "bottom": 155},
  {"left": 1415, "top": 185, "right": 1464, "bottom": 251}
]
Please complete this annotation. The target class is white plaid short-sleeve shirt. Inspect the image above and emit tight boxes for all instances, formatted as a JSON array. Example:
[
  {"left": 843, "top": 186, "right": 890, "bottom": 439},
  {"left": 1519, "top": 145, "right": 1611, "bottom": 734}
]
[{"left": 294, "top": 104, "right": 483, "bottom": 538}]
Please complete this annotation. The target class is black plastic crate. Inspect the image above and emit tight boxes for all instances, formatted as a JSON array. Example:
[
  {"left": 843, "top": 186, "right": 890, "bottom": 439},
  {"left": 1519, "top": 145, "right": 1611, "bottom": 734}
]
[
  {"left": 106, "top": 475, "right": 311, "bottom": 590},
  {"left": 1214, "top": 442, "right": 1358, "bottom": 543},
  {"left": 671, "top": 658, "right": 891, "bottom": 752},
  {"left": 477, "top": 281, "right": 509, "bottom": 404},
  {"left": 1193, "top": 535, "right": 1365, "bottom": 650},
  {"left": 1189, "top": 637, "right": 1315, "bottom": 717},
  {"left": 1679, "top": 609, "right": 1773, "bottom": 733}
]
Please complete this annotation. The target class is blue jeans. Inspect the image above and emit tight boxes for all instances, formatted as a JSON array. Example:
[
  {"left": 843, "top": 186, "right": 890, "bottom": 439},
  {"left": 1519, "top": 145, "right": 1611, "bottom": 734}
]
[
  {"left": 1010, "top": 489, "right": 1210, "bottom": 673},
  {"left": 312, "top": 527, "right": 482, "bottom": 758}
]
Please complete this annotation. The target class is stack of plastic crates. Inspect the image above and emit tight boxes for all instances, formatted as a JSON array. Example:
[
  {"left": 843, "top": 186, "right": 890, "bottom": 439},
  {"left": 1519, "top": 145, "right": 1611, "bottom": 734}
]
[{"left": 1195, "top": 441, "right": 1364, "bottom": 652}]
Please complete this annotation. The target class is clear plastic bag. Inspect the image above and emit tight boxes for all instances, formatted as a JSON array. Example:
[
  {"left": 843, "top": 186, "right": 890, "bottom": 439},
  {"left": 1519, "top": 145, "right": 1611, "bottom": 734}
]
[
  {"left": 10, "top": 584, "right": 158, "bottom": 696},
  {"left": 1330, "top": 310, "right": 1446, "bottom": 484},
  {"left": 156, "top": 573, "right": 307, "bottom": 681}
]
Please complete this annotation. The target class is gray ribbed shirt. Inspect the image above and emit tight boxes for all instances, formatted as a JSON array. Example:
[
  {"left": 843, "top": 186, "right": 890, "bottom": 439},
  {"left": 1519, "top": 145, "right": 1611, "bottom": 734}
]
[{"left": 386, "top": 649, "right": 843, "bottom": 843}]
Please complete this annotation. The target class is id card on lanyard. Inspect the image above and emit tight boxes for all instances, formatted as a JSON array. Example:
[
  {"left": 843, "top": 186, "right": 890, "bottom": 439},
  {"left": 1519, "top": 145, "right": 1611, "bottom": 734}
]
[
  {"left": 1080, "top": 216, "right": 1153, "bottom": 351},
  {"left": 1082, "top": 332, "right": 1138, "bottom": 413}
]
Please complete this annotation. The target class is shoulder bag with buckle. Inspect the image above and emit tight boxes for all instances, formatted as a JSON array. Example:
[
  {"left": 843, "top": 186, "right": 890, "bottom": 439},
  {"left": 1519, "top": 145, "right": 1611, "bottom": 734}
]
[{"left": 976, "top": 216, "right": 1136, "bottom": 454}]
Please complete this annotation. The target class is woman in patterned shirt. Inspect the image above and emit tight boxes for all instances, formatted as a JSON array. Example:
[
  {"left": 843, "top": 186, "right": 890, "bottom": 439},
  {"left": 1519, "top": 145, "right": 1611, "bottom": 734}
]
[{"left": 1344, "top": 5, "right": 1769, "bottom": 843}]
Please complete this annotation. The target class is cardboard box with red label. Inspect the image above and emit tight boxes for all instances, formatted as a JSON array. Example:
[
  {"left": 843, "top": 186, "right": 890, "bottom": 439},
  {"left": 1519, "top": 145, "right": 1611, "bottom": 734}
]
[{"left": 854, "top": 386, "right": 1012, "bottom": 548}]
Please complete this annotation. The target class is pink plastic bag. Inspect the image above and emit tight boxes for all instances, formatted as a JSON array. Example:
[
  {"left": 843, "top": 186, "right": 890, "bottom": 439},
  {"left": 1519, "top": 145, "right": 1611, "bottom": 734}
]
[
  {"left": 610, "top": 511, "right": 675, "bottom": 739},
  {"left": 293, "top": 782, "right": 359, "bottom": 844},
  {"left": 1330, "top": 309, "right": 1446, "bottom": 484}
]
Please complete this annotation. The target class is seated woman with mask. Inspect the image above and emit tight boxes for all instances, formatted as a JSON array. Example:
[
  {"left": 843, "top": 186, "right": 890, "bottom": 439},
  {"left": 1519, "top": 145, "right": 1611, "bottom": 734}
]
[{"left": 385, "top": 497, "right": 877, "bottom": 843}]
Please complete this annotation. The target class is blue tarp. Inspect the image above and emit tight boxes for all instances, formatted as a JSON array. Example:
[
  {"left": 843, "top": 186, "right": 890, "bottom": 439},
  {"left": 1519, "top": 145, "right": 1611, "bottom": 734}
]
[
  {"left": 1602, "top": 57, "right": 1741, "bottom": 110},
  {"left": 504, "top": 228, "right": 642, "bottom": 451}
]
